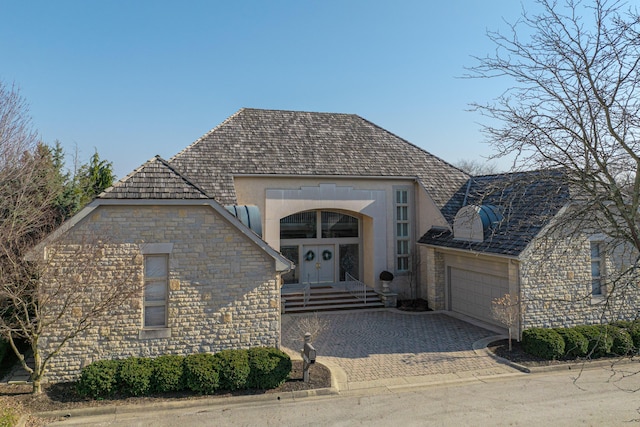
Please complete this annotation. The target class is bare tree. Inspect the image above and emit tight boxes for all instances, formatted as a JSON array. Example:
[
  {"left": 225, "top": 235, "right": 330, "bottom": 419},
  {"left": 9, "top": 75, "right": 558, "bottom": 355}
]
[
  {"left": 491, "top": 294, "right": 523, "bottom": 351},
  {"left": 454, "top": 159, "right": 501, "bottom": 176},
  {"left": 468, "top": 0, "right": 640, "bottom": 300},
  {"left": 2, "top": 237, "right": 140, "bottom": 394},
  {"left": 0, "top": 82, "right": 137, "bottom": 394}
]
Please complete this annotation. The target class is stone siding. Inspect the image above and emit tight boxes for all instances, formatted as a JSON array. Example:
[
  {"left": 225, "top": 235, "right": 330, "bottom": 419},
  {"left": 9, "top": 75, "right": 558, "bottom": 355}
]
[
  {"left": 520, "top": 235, "right": 640, "bottom": 329},
  {"left": 41, "top": 205, "right": 281, "bottom": 383},
  {"left": 420, "top": 246, "right": 446, "bottom": 310}
]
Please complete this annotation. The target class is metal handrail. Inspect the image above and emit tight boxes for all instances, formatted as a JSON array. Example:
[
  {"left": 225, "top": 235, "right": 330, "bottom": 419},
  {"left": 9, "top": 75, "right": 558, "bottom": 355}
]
[
  {"left": 303, "top": 281, "right": 311, "bottom": 307},
  {"left": 344, "top": 272, "right": 367, "bottom": 304}
]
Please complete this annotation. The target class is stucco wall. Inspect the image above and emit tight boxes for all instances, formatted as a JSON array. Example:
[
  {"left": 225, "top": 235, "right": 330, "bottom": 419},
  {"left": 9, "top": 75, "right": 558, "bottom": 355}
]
[
  {"left": 40, "top": 204, "right": 280, "bottom": 383},
  {"left": 234, "top": 176, "right": 445, "bottom": 298}
]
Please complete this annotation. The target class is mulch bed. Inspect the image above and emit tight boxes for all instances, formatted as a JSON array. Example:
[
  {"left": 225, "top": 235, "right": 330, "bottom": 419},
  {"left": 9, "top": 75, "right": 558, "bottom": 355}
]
[
  {"left": 488, "top": 339, "right": 567, "bottom": 367},
  {"left": 0, "top": 360, "right": 331, "bottom": 417},
  {"left": 396, "top": 299, "right": 431, "bottom": 312},
  {"left": 487, "top": 339, "right": 635, "bottom": 368}
]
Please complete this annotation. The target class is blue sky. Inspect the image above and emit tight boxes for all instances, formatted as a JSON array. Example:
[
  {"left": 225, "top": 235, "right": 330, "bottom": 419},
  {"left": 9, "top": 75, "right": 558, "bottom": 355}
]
[{"left": 1, "top": 1, "right": 533, "bottom": 178}]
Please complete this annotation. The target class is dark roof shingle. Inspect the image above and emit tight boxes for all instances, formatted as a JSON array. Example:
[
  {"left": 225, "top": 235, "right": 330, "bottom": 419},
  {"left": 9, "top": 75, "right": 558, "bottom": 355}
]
[{"left": 419, "top": 170, "right": 570, "bottom": 256}]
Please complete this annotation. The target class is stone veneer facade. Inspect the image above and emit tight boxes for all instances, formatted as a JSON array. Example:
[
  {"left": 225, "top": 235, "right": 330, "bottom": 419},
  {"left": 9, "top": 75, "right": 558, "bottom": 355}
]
[
  {"left": 40, "top": 204, "right": 282, "bottom": 383},
  {"left": 520, "top": 234, "right": 640, "bottom": 329}
]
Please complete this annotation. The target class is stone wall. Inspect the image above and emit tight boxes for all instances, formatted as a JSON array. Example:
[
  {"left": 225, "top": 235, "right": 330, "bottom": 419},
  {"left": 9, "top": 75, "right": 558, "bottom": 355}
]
[
  {"left": 419, "top": 246, "right": 446, "bottom": 310},
  {"left": 40, "top": 204, "right": 281, "bottom": 383},
  {"left": 520, "top": 234, "right": 640, "bottom": 329}
]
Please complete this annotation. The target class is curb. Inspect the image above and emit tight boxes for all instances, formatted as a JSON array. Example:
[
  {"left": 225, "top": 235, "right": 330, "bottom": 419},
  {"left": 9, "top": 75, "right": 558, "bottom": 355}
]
[
  {"left": 34, "top": 384, "right": 340, "bottom": 420},
  {"left": 475, "top": 336, "right": 640, "bottom": 375}
]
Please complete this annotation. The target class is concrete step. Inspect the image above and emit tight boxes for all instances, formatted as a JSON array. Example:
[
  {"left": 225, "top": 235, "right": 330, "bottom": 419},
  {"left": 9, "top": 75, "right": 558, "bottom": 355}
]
[
  {"left": 284, "top": 301, "right": 385, "bottom": 313},
  {"left": 284, "top": 291, "right": 379, "bottom": 301},
  {"left": 282, "top": 285, "right": 384, "bottom": 313}
]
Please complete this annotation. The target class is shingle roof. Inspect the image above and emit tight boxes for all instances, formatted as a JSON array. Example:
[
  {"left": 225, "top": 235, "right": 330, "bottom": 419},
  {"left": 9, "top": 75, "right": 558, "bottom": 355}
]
[
  {"left": 419, "top": 170, "right": 570, "bottom": 257},
  {"left": 99, "top": 156, "right": 210, "bottom": 199},
  {"left": 169, "top": 108, "right": 469, "bottom": 216}
]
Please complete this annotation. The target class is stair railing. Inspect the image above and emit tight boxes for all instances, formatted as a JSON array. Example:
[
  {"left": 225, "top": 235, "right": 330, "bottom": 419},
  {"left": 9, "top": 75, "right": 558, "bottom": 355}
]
[
  {"left": 303, "top": 281, "right": 311, "bottom": 307},
  {"left": 345, "top": 272, "right": 367, "bottom": 304}
]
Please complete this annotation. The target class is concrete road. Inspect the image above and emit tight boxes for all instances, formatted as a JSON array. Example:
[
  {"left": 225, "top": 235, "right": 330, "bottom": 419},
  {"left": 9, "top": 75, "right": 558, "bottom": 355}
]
[{"left": 50, "top": 365, "right": 640, "bottom": 426}]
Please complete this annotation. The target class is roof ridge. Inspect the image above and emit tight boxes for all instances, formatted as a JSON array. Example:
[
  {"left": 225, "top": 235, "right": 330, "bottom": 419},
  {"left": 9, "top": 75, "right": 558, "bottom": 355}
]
[
  {"left": 97, "top": 155, "right": 158, "bottom": 198},
  {"left": 153, "top": 155, "right": 212, "bottom": 198},
  {"left": 168, "top": 108, "right": 247, "bottom": 163},
  {"left": 98, "top": 155, "right": 211, "bottom": 199},
  {"left": 354, "top": 114, "right": 471, "bottom": 178}
]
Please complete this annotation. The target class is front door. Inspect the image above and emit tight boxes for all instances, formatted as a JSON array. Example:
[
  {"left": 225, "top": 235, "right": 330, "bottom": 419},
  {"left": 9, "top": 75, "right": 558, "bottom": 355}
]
[{"left": 302, "top": 244, "right": 335, "bottom": 284}]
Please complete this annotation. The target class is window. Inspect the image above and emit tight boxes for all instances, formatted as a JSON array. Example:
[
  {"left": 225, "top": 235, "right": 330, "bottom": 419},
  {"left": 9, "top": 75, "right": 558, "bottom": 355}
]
[
  {"left": 322, "top": 211, "right": 358, "bottom": 238},
  {"left": 395, "top": 189, "right": 410, "bottom": 272},
  {"left": 144, "top": 255, "right": 168, "bottom": 327},
  {"left": 280, "top": 246, "right": 299, "bottom": 284},
  {"left": 280, "top": 211, "right": 317, "bottom": 239},
  {"left": 590, "top": 242, "right": 603, "bottom": 296}
]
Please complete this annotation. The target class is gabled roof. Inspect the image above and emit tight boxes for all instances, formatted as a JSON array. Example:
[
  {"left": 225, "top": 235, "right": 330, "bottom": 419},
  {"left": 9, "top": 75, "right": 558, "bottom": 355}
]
[
  {"left": 169, "top": 108, "right": 469, "bottom": 218},
  {"left": 99, "top": 156, "right": 210, "bottom": 199},
  {"left": 419, "top": 170, "right": 570, "bottom": 257}
]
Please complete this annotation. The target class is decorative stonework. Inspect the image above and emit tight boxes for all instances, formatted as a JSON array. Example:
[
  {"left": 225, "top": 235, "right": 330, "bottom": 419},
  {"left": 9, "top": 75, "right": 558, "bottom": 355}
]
[{"left": 40, "top": 204, "right": 282, "bottom": 383}]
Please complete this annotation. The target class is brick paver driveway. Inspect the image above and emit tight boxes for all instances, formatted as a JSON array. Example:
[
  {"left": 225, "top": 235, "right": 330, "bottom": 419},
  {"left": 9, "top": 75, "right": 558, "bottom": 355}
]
[{"left": 281, "top": 310, "right": 517, "bottom": 387}]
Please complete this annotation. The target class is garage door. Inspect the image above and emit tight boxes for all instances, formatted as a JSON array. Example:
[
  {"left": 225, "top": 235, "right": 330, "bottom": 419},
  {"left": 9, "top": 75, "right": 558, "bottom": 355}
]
[{"left": 449, "top": 267, "right": 509, "bottom": 326}]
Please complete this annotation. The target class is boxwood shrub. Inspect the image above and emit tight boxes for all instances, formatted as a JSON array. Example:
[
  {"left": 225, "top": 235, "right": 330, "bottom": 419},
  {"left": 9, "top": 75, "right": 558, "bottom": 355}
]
[
  {"left": 522, "top": 328, "right": 565, "bottom": 360},
  {"left": 608, "top": 326, "right": 635, "bottom": 356},
  {"left": 573, "top": 325, "right": 613, "bottom": 358},
  {"left": 247, "top": 347, "right": 292, "bottom": 389},
  {"left": 151, "top": 354, "right": 185, "bottom": 393},
  {"left": 212, "top": 349, "right": 250, "bottom": 391},
  {"left": 183, "top": 353, "right": 219, "bottom": 395},
  {"left": 611, "top": 320, "right": 640, "bottom": 351},
  {"left": 76, "top": 359, "right": 121, "bottom": 398},
  {"left": 118, "top": 357, "right": 154, "bottom": 396},
  {"left": 554, "top": 328, "right": 588, "bottom": 358},
  {"left": 76, "top": 347, "right": 292, "bottom": 399}
]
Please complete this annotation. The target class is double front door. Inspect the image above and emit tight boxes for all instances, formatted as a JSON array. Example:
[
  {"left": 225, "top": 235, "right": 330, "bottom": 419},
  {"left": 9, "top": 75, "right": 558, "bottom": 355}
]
[{"left": 301, "top": 244, "right": 335, "bottom": 285}]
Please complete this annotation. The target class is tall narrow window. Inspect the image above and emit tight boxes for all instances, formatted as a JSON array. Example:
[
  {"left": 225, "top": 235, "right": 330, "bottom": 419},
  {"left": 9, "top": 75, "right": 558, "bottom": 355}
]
[
  {"left": 395, "top": 189, "right": 410, "bottom": 272},
  {"left": 590, "top": 242, "right": 603, "bottom": 296},
  {"left": 144, "top": 255, "right": 168, "bottom": 327}
]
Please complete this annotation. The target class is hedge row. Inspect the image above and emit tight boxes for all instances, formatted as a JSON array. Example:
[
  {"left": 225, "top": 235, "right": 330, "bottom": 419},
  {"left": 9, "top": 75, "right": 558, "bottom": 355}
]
[
  {"left": 76, "top": 347, "right": 292, "bottom": 399},
  {"left": 522, "top": 322, "right": 640, "bottom": 360}
]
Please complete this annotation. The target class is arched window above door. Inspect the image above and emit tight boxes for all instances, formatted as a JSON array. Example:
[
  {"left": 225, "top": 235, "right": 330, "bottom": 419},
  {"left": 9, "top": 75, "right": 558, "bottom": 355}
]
[{"left": 280, "top": 211, "right": 359, "bottom": 240}]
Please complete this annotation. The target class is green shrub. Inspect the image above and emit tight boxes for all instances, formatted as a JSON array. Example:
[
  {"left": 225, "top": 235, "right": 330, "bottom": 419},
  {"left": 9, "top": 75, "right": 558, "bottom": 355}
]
[
  {"left": 247, "top": 347, "right": 292, "bottom": 389},
  {"left": 76, "top": 359, "right": 121, "bottom": 398},
  {"left": 573, "top": 325, "right": 613, "bottom": 358},
  {"left": 118, "top": 357, "right": 154, "bottom": 396},
  {"left": 628, "top": 322, "right": 640, "bottom": 351},
  {"left": 609, "top": 326, "right": 635, "bottom": 356},
  {"left": 522, "top": 328, "right": 565, "bottom": 360},
  {"left": 183, "top": 353, "right": 219, "bottom": 394},
  {"left": 554, "top": 328, "right": 588, "bottom": 358},
  {"left": 212, "top": 349, "right": 250, "bottom": 391},
  {"left": 152, "top": 355, "right": 186, "bottom": 393}
]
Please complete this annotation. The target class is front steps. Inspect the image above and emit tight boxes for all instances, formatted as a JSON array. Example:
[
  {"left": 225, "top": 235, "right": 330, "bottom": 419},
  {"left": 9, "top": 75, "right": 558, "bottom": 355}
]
[{"left": 282, "top": 284, "right": 384, "bottom": 313}]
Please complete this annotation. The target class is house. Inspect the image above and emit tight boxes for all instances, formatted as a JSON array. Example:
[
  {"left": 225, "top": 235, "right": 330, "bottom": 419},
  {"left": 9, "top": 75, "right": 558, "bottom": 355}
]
[
  {"left": 168, "top": 108, "right": 469, "bottom": 297},
  {"left": 36, "top": 108, "right": 637, "bottom": 381},
  {"left": 419, "top": 170, "right": 640, "bottom": 333}
]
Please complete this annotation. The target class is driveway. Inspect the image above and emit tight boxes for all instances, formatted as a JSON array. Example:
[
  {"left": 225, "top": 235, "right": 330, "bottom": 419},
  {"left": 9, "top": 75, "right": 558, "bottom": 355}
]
[{"left": 281, "top": 309, "right": 520, "bottom": 391}]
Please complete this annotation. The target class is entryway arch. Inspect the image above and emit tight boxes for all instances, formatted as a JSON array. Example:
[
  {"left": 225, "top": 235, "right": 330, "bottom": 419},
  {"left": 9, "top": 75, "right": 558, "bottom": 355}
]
[{"left": 279, "top": 210, "right": 361, "bottom": 285}]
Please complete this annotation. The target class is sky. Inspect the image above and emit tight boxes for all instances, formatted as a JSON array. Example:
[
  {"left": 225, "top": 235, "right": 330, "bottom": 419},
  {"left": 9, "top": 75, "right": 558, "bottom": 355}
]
[{"left": 0, "top": 0, "right": 536, "bottom": 178}]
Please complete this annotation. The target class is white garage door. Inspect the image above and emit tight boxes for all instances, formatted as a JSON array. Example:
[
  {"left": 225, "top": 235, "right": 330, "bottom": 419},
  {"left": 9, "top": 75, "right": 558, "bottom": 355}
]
[{"left": 449, "top": 267, "right": 509, "bottom": 326}]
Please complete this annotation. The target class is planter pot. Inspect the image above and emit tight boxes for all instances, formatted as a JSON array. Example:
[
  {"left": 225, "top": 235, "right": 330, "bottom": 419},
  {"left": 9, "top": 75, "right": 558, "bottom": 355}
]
[{"left": 381, "top": 280, "right": 391, "bottom": 293}]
